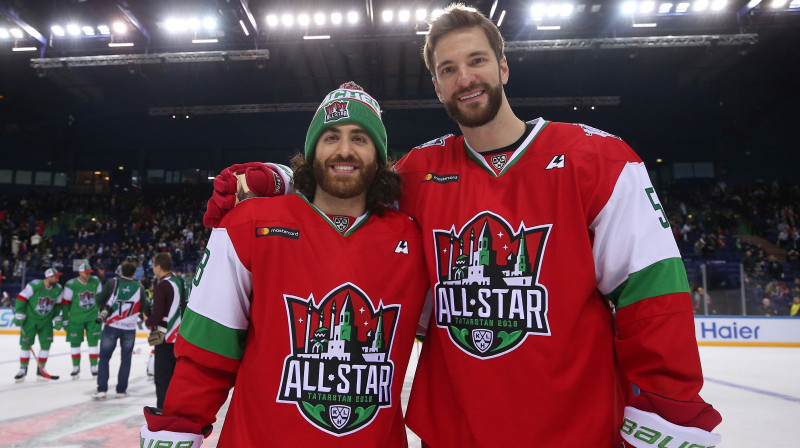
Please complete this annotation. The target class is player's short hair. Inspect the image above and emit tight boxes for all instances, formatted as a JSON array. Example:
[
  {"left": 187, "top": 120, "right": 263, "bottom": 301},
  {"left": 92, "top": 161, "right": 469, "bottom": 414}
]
[
  {"left": 289, "top": 154, "right": 403, "bottom": 216},
  {"left": 423, "top": 3, "right": 505, "bottom": 77},
  {"left": 152, "top": 253, "right": 173, "bottom": 271},
  {"left": 121, "top": 261, "right": 136, "bottom": 277}
]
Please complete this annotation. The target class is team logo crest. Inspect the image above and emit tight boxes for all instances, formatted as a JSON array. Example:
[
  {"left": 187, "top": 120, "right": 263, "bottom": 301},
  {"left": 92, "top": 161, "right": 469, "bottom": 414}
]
[
  {"left": 490, "top": 154, "right": 507, "bottom": 171},
  {"left": 278, "top": 283, "right": 401, "bottom": 436},
  {"left": 332, "top": 216, "right": 350, "bottom": 233},
  {"left": 432, "top": 212, "right": 551, "bottom": 359},
  {"left": 324, "top": 101, "right": 349, "bottom": 123},
  {"left": 79, "top": 291, "right": 95, "bottom": 309}
]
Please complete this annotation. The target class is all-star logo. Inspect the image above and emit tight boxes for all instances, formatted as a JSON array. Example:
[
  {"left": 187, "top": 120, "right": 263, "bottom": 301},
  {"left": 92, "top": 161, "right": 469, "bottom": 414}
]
[
  {"left": 272, "top": 170, "right": 284, "bottom": 195},
  {"left": 78, "top": 291, "right": 95, "bottom": 309},
  {"left": 490, "top": 154, "right": 507, "bottom": 171},
  {"left": 324, "top": 101, "right": 349, "bottom": 123},
  {"left": 278, "top": 283, "right": 400, "bottom": 436},
  {"left": 332, "top": 216, "right": 350, "bottom": 233},
  {"left": 432, "top": 212, "right": 551, "bottom": 359}
]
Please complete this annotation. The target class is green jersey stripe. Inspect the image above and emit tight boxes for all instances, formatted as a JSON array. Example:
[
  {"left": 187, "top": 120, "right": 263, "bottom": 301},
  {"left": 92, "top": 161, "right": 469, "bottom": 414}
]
[
  {"left": 605, "top": 258, "right": 690, "bottom": 308},
  {"left": 180, "top": 307, "right": 247, "bottom": 360}
]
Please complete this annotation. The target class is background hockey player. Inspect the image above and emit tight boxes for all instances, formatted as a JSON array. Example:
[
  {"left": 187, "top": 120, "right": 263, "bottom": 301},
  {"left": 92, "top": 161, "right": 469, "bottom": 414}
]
[
  {"left": 141, "top": 82, "right": 429, "bottom": 447},
  {"left": 93, "top": 261, "right": 143, "bottom": 399},
  {"left": 59, "top": 262, "right": 102, "bottom": 379},
  {"left": 13, "top": 267, "right": 63, "bottom": 382},
  {"left": 202, "top": 4, "right": 723, "bottom": 446}
]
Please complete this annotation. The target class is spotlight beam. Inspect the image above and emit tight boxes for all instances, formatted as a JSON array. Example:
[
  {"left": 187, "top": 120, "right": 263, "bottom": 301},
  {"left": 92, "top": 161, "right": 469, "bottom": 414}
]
[
  {"left": 0, "top": 5, "right": 46, "bottom": 47},
  {"left": 115, "top": 0, "right": 151, "bottom": 45}
]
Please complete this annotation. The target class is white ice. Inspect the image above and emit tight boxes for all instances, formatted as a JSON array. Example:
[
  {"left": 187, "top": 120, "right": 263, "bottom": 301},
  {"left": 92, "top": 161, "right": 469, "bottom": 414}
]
[{"left": 0, "top": 334, "right": 795, "bottom": 447}]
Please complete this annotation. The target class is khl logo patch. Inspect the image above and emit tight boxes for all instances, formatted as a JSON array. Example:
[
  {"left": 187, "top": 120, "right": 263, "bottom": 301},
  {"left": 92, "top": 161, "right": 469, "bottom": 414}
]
[
  {"left": 277, "top": 283, "right": 400, "bottom": 436},
  {"left": 332, "top": 216, "right": 350, "bottom": 233},
  {"left": 432, "top": 212, "right": 552, "bottom": 359},
  {"left": 490, "top": 154, "right": 507, "bottom": 171}
]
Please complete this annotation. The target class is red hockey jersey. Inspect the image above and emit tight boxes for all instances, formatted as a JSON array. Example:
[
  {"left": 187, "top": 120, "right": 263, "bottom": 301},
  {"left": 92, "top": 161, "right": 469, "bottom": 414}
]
[
  {"left": 165, "top": 194, "right": 429, "bottom": 446},
  {"left": 396, "top": 119, "right": 706, "bottom": 447}
]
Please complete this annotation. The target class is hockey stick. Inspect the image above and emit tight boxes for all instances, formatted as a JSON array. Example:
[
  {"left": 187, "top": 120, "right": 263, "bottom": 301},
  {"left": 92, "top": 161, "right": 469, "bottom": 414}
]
[{"left": 19, "top": 326, "right": 60, "bottom": 380}]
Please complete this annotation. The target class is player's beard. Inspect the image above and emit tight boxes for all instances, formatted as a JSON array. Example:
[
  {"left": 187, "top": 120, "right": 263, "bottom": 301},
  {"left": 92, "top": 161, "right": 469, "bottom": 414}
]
[
  {"left": 314, "top": 155, "right": 377, "bottom": 199},
  {"left": 444, "top": 79, "right": 503, "bottom": 128}
]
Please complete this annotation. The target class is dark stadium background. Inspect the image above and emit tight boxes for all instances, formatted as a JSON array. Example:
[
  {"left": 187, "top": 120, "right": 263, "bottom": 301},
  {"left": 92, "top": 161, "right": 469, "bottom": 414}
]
[{"left": 1, "top": 0, "right": 798, "bottom": 188}]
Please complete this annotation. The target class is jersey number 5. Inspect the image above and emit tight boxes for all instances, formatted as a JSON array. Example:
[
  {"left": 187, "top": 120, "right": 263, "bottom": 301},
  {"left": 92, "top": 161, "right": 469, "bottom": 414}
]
[{"left": 645, "top": 187, "right": 670, "bottom": 229}]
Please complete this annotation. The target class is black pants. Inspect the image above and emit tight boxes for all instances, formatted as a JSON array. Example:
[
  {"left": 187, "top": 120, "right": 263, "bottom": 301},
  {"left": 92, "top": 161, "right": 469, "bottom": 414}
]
[{"left": 153, "top": 342, "right": 177, "bottom": 409}]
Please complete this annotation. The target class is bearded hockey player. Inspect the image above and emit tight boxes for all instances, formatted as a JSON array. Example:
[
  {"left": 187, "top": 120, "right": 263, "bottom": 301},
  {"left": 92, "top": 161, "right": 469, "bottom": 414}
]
[
  {"left": 201, "top": 5, "right": 723, "bottom": 447},
  {"left": 14, "top": 268, "right": 63, "bottom": 382},
  {"left": 140, "top": 82, "right": 429, "bottom": 447}
]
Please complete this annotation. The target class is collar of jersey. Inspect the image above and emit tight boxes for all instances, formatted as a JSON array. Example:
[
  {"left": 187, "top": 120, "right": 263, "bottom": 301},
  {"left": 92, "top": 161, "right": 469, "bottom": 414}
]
[
  {"left": 463, "top": 118, "right": 548, "bottom": 177},
  {"left": 295, "top": 192, "right": 371, "bottom": 237}
]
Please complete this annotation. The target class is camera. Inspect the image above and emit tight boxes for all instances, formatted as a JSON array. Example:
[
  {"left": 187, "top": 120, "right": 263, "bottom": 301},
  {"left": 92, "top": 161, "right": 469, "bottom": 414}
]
[{"left": 95, "top": 306, "right": 112, "bottom": 324}]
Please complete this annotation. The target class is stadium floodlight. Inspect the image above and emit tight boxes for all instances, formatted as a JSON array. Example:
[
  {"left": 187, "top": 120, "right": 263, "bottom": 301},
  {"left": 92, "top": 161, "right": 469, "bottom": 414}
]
[
  {"left": 0, "top": 28, "right": 8, "bottom": 39},
  {"left": 239, "top": 19, "right": 249, "bottom": 36},
  {"left": 398, "top": 10, "right": 411, "bottom": 22},
  {"left": 791, "top": 0, "right": 800, "bottom": 7},
  {"left": 547, "top": 3, "right": 561, "bottom": 16},
  {"left": 747, "top": 0, "right": 762, "bottom": 7},
  {"left": 188, "top": 18, "right": 201, "bottom": 31},
  {"left": 770, "top": 0, "right": 788, "bottom": 7},
  {"left": 498, "top": 9, "right": 507, "bottom": 26},
  {"left": 314, "top": 12, "right": 326, "bottom": 25},
  {"left": 66, "top": 24, "right": 81, "bottom": 36},
  {"left": 537, "top": 25, "right": 562, "bottom": 30},
  {"left": 164, "top": 19, "right": 179, "bottom": 32},
  {"left": 82, "top": 26, "right": 95, "bottom": 35},
  {"left": 347, "top": 11, "right": 359, "bottom": 24},
  {"left": 710, "top": 0, "right": 727, "bottom": 10},
  {"left": 560, "top": 3, "right": 575, "bottom": 17},
  {"left": 298, "top": 14, "right": 310, "bottom": 27},
  {"left": 659, "top": 2, "right": 674, "bottom": 13},
  {"left": 203, "top": 17, "right": 217, "bottom": 30},
  {"left": 281, "top": 14, "right": 294, "bottom": 27},
  {"left": 9, "top": 28, "right": 23, "bottom": 38},
  {"left": 576, "top": 4, "right": 587, "bottom": 12},
  {"left": 531, "top": 3, "right": 547, "bottom": 19},
  {"left": 676, "top": 2, "right": 691, "bottom": 12},
  {"left": 331, "top": 12, "right": 343, "bottom": 25},
  {"left": 97, "top": 25, "right": 110, "bottom": 35},
  {"left": 266, "top": 15, "right": 279, "bottom": 27},
  {"left": 621, "top": 1, "right": 637, "bottom": 15},
  {"left": 51, "top": 25, "right": 66, "bottom": 37},
  {"left": 303, "top": 35, "right": 330, "bottom": 40},
  {"left": 12, "top": 46, "right": 37, "bottom": 51},
  {"left": 632, "top": 22, "right": 658, "bottom": 26},
  {"left": 192, "top": 38, "right": 218, "bottom": 44},
  {"left": 382, "top": 10, "right": 394, "bottom": 23},
  {"left": 113, "top": 21, "right": 127, "bottom": 34},
  {"left": 416, "top": 9, "right": 427, "bottom": 21},
  {"left": 694, "top": 0, "right": 710, "bottom": 11},
  {"left": 431, "top": 9, "right": 445, "bottom": 20},
  {"left": 591, "top": 4, "right": 602, "bottom": 12},
  {"left": 108, "top": 42, "right": 134, "bottom": 47},
  {"left": 640, "top": 1, "right": 656, "bottom": 13}
]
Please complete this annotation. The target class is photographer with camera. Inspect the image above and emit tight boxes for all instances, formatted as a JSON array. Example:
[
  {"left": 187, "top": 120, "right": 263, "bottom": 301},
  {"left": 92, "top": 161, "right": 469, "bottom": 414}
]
[{"left": 92, "top": 261, "right": 143, "bottom": 400}]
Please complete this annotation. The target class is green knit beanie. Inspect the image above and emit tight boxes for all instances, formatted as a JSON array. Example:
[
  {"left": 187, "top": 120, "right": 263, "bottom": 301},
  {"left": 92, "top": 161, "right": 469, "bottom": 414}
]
[{"left": 304, "top": 82, "right": 387, "bottom": 164}]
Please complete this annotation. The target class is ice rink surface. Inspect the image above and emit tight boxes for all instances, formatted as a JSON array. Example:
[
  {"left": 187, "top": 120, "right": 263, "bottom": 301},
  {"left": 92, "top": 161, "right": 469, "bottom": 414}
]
[{"left": 0, "top": 333, "right": 796, "bottom": 447}]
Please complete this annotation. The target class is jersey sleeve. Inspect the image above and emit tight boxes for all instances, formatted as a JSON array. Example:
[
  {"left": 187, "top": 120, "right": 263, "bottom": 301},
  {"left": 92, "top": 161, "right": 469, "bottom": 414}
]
[
  {"left": 589, "top": 158, "right": 712, "bottom": 417},
  {"left": 61, "top": 282, "right": 74, "bottom": 305},
  {"left": 165, "top": 225, "right": 252, "bottom": 428},
  {"left": 177, "top": 226, "right": 252, "bottom": 372}
]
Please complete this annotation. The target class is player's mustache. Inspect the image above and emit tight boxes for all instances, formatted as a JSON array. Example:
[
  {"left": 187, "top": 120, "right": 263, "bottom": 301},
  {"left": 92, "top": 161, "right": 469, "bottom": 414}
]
[
  {"left": 453, "top": 82, "right": 489, "bottom": 99},
  {"left": 326, "top": 155, "right": 362, "bottom": 168}
]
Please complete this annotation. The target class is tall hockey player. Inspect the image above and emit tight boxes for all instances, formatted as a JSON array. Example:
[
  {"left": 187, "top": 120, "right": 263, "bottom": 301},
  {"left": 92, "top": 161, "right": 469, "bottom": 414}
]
[
  {"left": 93, "top": 261, "right": 143, "bottom": 399},
  {"left": 201, "top": 5, "right": 723, "bottom": 447},
  {"left": 59, "top": 262, "right": 103, "bottom": 378},
  {"left": 13, "top": 268, "right": 63, "bottom": 382},
  {"left": 141, "top": 82, "right": 429, "bottom": 447}
]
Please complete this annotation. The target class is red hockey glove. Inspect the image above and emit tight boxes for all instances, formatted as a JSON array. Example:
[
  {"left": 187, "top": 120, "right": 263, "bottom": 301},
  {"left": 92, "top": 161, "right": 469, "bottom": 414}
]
[
  {"left": 140, "top": 406, "right": 210, "bottom": 447},
  {"left": 203, "top": 162, "right": 286, "bottom": 227},
  {"left": 620, "top": 392, "right": 721, "bottom": 448}
]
